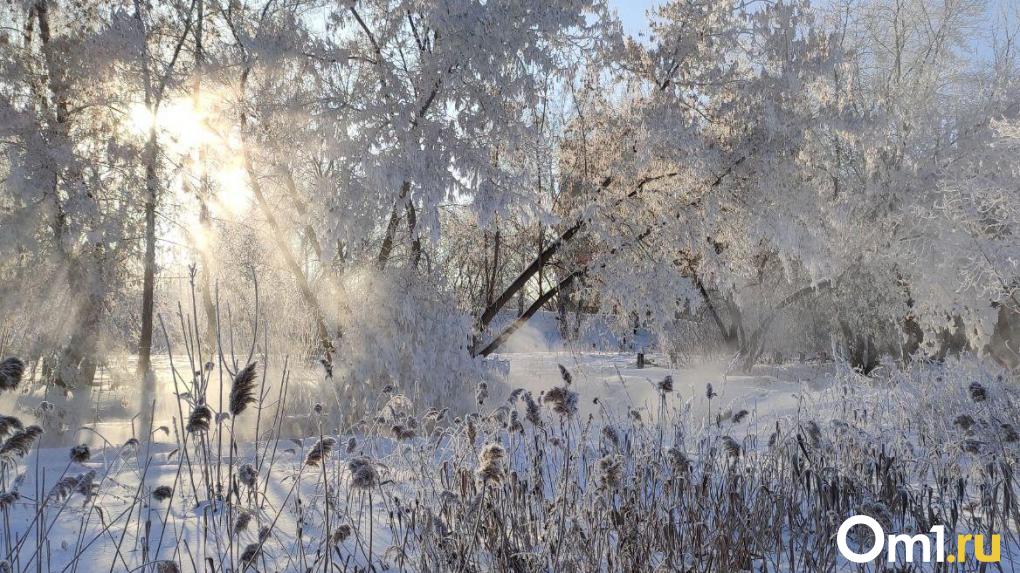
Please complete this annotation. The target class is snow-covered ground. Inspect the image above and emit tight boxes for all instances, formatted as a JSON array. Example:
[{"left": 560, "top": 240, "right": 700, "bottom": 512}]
[
  {"left": 499, "top": 350, "right": 833, "bottom": 422},
  {"left": 1, "top": 351, "right": 1016, "bottom": 572}
]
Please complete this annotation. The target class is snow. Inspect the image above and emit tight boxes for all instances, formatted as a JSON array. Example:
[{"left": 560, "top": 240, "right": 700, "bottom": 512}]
[{"left": 2, "top": 351, "right": 840, "bottom": 572}]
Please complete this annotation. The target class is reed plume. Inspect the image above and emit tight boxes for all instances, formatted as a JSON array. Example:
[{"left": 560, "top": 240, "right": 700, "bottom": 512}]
[
  {"left": 969, "top": 381, "right": 987, "bottom": 402},
  {"left": 0, "top": 357, "right": 24, "bottom": 391},
  {"left": 187, "top": 404, "right": 212, "bottom": 433},
  {"left": 152, "top": 485, "right": 173, "bottom": 502},
  {"left": 156, "top": 561, "right": 180, "bottom": 573},
  {"left": 0, "top": 491, "right": 19, "bottom": 510},
  {"left": 234, "top": 511, "right": 252, "bottom": 535},
  {"left": 558, "top": 363, "right": 573, "bottom": 385},
  {"left": 543, "top": 386, "right": 578, "bottom": 417},
  {"left": 239, "top": 543, "right": 261, "bottom": 566},
  {"left": 230, "top": 362, "right": 259, "bottom": 416},
  {"left": 0, "top": 415, "right": 22, "bottom": 438},
  {"left": 598, "top": 454, "right": 623, "bottom": 488},
  {"left": 238, "top": 463, "right": 258, "bottom": 488},
  {"left": 304, "top": 436, "right": 337, "bottom": 467},
  {"left": 349, "top": 456, "right": 379, "bottom": 489},
  {"left": 721, "top": 435, "right": 741, "bottom": 458},
  {"left": 69, "top": 444, "right": 90, "bottom": 463},
  {"left": 476, "top": 443, "right": 506, "bottom": 483},
  {"left": 0, "top": 425, "right": 43, "bottom": 460},
  {"left": 524, "top": 392, "right": 542, "bottom": 426}
]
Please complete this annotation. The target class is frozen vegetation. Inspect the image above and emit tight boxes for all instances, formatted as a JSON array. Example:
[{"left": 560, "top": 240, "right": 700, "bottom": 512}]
[
  {"left": 2, "top": 347, "right": 1020, "bottom": 572},
  {"left": 1, "top": 0, "right": 1020, "bottom": 571}
]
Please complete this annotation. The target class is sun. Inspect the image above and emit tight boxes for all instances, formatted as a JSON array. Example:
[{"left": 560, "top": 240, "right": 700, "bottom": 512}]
[
  {"left": 124, "top": 94, "right": 252, "bottom": 219},
  {"left": 126, "top": 98, "right": 216, "bottom": 153}
]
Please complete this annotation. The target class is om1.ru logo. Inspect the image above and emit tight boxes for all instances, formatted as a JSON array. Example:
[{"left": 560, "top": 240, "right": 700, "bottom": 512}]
[{"left": 837, "top": 515, "right": 1000, "bottom": 564}]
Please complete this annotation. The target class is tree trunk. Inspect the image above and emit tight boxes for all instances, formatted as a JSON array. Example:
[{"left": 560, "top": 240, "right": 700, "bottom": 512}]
[
  {"left": 194, "top": 0, "right": 217, "bottom": 351},
  {"left": 406, "top": 200, "right": 421, "bottom": 269},
  {"left": 197, "top": 203, "right": 218, "bottom": 349},
  {"left": 37, "top": 0, "right": 102, "bottom": 428},
  {"left": 476, "top": 270, "right": 583, "bottom": 357},
  {"left": 377, "top": 182, "right": 409, "bottom": 269},
  {"left": 477, "top": 220, "right": 583, "bottom": 331},
  {"left": 137, "top": 132, "right": 158, "bottom": 375}
]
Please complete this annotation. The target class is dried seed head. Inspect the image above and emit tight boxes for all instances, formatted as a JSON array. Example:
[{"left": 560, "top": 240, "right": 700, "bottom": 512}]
[
  {"left": 50, "top": 476, "right": 79, "bottom": 501},
  {"left": 332, "top": 524, "right": 351, "bottom": 544},
  {"left": 0, "top": 357, "right": 25, "bottom": 391},
  {"left": 239, "top": 543, "right": 261, "bottom": 565},
  {"left": 968, "top": 382, "right": 987, "bottom": 402},
  {"left": 238, "top": 463, "right": 258, "bottom": 488},
  {"left": 476, "top": 443, "right": 506, "bottom": 483},
  {"left": 152, "top": 485, "right": 174, "bottom": 502},
  {"left": 543, "top": 386, "right": 578, "bottom": 417},
  {"left": 0, "top": 491, "right": 20, "bottom": 510},
  {"left": 1, "top": 560, "right": 13, "bottom": 573},
  {"left": 1002, "top": 424, "right": 1019, "bottom": 443},
  {"left": 731, "top": 410, "right": 749, "bottom": 424},
  {"left": 156, "top": 561, "right": 180, "bottom": 573},
  {"left": 508, "top": 410, "right": 523, "bottom": 433},
  {"left": 234, "top": 511, "right": 252, "bottom": 535},
  {"left": 858, "top": 501, "right": 894, "bottom": 531},
  {"left": 475, "top": 382, "right": 489, "bottom": 405},
  {"left": 667, "top": 447, "right": 690, "bottom": 474},
  {"left": 187, "top": 405, "right": 212, "bottom": 433},
  {"left": 804, "top": 420, "right": 821, "bottom": 446},
  {"left": 598, "top": 454, "right": 624, "bottom": 488},
  {"left": 602, "top": 425, "right": 620, "bottom": 447},
  {"left": 706, "top": 383, "right": 717, "bottom": 400},
  {"left": 0, "top": 416, "right": 23, "bottom": 438},
  {"left": 0, "top": 425, "right": 43, "bottom": 460},
  {"left": 390, "top": 425, "right": 416, "bottom": 441},
  {"left": 953, "top": 414, "right": 975, "bottom": 430},
  {"left": 721, "top": 436, "right": 741, "bottom": 458},
  {"left": 230, "top": 363, "right": 259, "bottom": 416},
  {"left": 70, "top": 444, "right": 90, "bottom": 463},
  {"left": 75, "top": 470, "right": 98, "bottom": 501},
  {"left": 508, "top": 388, "right": 525, "bottom": 404},
  {"left": 524, "top": 392, "right": 542, "bottom": 426},
  {"left": 348, "top": 456, "right": 379, "bottom": 489},
  {"left": 346, "top": 436, "right": 357, "bottom": 453},
  {"left": 657, "top": 375, "right": 673, "bottom": 393},
  {"left": 304, "top": 437, "right": 338, "bottom": 467},
  {"left": 557, "top": 364, "right": 573, "bottom": 386},
  {"left": 258, "top": 526, "right": 271, "bottom": 542},
  {"left": 480, "top": 442, "right": 505, "bottom": 464}
]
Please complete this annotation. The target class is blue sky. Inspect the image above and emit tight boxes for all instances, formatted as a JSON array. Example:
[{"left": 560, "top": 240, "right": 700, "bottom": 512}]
[
  {"left": 609, "top": 0, "right": 658, "bottom": 37},
  {"left": 607, "top": 0, "right": 1012, "bottom": 62}
]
